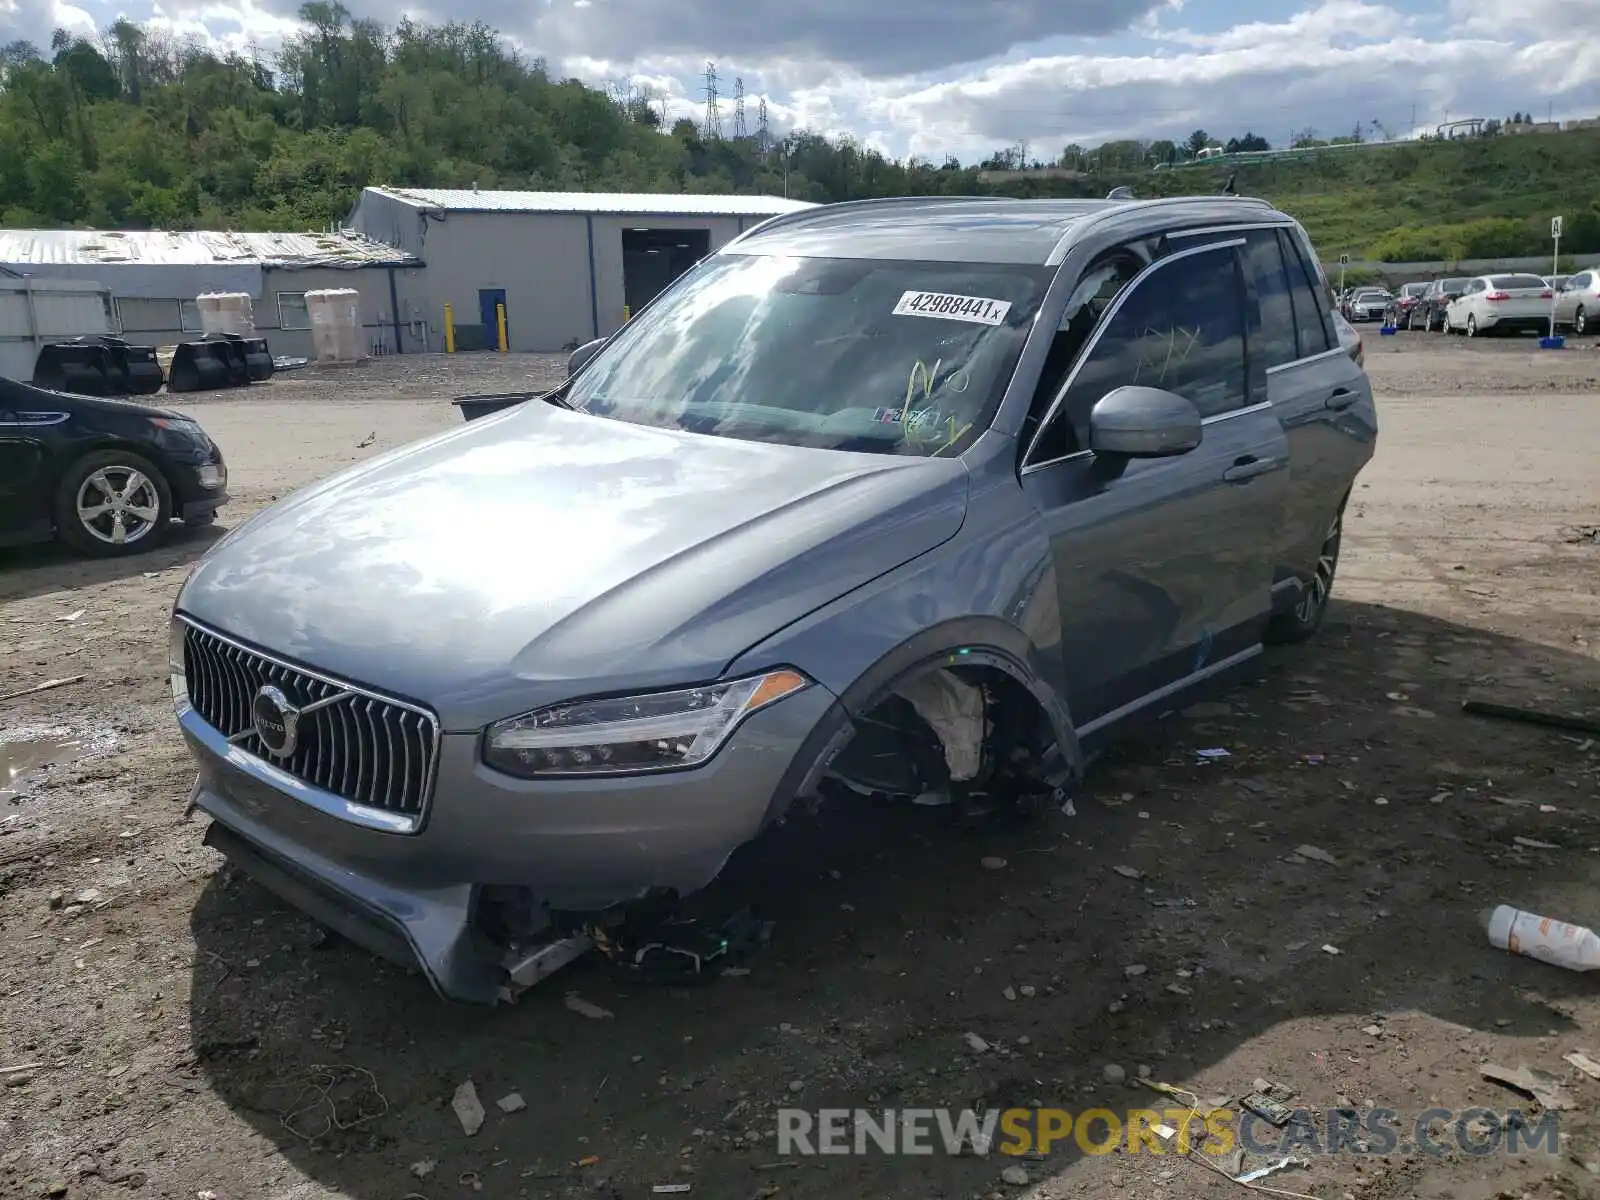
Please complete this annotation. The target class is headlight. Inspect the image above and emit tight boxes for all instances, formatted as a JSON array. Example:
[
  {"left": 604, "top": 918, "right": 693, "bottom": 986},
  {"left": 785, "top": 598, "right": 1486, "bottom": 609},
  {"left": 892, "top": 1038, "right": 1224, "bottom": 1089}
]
[
  {"left": 168, "top": 617, "right": 190, "bottom": 713},
  {"left": 484, "top": 668, "right": 810, "bottom": 778},
  {"left": 197, "top": 463, "right": 226, "bottom": 489}
]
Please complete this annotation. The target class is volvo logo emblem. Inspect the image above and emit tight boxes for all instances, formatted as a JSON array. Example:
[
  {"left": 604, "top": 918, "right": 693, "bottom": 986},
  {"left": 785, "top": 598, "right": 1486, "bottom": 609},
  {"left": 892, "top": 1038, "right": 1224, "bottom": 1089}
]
[{"left": 251, "top": 684, "right": 301, "bottom": 758}]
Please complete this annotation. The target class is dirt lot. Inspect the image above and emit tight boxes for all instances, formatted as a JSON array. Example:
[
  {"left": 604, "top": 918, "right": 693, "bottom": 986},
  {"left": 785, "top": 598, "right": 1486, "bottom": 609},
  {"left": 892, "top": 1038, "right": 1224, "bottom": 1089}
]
[{"left": 2, "top": 333, "right": 1599, "bottom": 1200}]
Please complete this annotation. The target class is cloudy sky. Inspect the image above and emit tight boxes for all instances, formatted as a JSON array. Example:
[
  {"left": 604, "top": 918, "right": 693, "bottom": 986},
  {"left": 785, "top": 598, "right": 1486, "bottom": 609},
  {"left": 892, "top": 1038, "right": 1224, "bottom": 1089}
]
[{"left": 3, "top": 0, "right": 1599, "bottom": 161}]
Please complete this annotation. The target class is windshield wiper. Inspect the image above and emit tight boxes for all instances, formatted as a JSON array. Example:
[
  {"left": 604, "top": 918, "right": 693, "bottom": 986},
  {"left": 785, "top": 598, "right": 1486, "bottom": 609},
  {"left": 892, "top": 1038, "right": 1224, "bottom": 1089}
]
[{"left": 540, "top": 383, "right": 575, "bottom": 410}]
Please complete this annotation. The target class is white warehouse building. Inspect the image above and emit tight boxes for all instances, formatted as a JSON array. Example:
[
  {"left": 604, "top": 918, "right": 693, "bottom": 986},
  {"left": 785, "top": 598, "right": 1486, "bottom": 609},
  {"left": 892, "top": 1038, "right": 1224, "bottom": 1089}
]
[
  {"left": 0, "top": 228, "right": 424, "bottom": 361},
  {"left": 346, "top": 187, "right": 815, "bottom": 353}
]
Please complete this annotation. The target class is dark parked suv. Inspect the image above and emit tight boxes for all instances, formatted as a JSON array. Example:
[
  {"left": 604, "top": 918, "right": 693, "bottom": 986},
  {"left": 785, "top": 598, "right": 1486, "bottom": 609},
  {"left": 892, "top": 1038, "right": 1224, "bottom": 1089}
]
[
  {"left": 169, "top": 193, "right": 1378, "bottom": 1002},
  {"left": 1412, "top": 277, "right": 1468, "bottom": 331}
]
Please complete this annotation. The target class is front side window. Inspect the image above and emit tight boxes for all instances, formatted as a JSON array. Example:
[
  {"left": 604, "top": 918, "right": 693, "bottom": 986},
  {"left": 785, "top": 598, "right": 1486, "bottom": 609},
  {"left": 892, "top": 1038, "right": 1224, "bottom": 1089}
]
[
  {"left": 1028, "top": 243, "right": 1247, "bottom": 464},
  {"left": 565, "top": 253, "right": 1051, "bottom": 457}
]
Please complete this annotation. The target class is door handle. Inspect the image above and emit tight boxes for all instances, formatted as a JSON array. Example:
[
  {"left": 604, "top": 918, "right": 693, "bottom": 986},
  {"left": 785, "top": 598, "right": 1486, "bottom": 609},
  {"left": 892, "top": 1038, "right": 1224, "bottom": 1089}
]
[
  {"left": 1222, "top": 455, "right": 1279, "bottom": 483},
  {"left": 1325, "top": 387, "right": 1357, "bottom": 411}
]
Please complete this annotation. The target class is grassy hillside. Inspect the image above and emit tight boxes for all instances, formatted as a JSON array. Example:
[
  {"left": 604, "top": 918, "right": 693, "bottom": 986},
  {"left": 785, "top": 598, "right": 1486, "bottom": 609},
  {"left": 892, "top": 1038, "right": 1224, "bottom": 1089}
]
[
  {"left": 992, "top": 131, "right": 1600, "bottom": 262},
  {"left": 2, "top": 10, "right": 1597, "bottom": 265},
  {"left": 1203, "top": 132, "right": 1600, "bottom": 261}
]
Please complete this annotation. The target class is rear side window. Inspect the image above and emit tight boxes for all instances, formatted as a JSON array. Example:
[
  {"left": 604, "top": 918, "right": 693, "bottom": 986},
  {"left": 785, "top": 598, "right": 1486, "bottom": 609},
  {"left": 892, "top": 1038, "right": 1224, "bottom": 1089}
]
[
  {"left": 1277, "top": 229, "right": 1334, "bottom": 356},
  {"left": 1242, "top": 230, "right": 1298, "bottom": 369}
]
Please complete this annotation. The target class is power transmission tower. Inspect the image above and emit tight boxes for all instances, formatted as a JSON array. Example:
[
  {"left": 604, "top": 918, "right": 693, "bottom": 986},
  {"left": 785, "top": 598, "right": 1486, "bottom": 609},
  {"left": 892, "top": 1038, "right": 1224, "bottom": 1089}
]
[
  {"left": 756, "top": 98, "right": 771, "bottom": 155},
  {"left": 702, "top": 60, "right": 722, "bottom": 140},
  {"left": 733, "top": 77, "right": 747, "bottom": 140}
]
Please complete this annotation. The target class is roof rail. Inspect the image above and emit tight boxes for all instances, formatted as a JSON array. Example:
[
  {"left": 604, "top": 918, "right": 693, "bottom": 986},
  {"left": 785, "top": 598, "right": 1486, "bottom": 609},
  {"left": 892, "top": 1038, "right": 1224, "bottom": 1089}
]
[{"left": 728, "top": 193, "right": 1016, "bottom": 243}]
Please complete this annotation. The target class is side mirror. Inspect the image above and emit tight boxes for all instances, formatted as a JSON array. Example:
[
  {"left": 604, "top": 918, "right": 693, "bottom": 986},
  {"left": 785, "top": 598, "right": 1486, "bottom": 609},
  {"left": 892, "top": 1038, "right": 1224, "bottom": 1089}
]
[
  {"left": 1088, "top": 385, "right": 1202, "bottom": 458},
  {"left": 567, "top": 337, "right": 606, "bottom": 378}
]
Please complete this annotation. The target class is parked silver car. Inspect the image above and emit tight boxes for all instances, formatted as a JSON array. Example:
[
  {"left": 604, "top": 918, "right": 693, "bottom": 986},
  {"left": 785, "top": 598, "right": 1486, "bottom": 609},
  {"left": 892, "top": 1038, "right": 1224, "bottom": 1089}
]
[
  {"left": 170, "top": 195, "right": 1378, "bottom": 1002},
  {"left": 1553, "top": 268, "right": 1600, "bottom": 334}
]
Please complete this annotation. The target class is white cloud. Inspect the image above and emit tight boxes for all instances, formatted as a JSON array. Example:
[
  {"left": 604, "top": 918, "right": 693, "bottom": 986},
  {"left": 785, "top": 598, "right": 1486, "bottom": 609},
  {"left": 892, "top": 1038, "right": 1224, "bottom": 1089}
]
[{"left": 3, "top": 0, "right": 1598, "bottom": 163}]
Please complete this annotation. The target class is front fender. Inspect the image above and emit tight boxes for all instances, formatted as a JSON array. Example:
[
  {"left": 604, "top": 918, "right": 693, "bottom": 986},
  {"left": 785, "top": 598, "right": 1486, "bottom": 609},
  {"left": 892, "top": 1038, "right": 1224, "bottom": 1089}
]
[{"left": 727, "top": 458, "right": 1079, "bottom": 805}]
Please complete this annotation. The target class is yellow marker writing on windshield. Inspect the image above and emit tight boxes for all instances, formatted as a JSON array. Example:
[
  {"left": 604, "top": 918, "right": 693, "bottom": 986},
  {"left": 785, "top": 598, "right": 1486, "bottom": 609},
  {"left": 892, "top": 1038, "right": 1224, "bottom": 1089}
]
[
  {"left": 933, "top": 420, "right": 973, "bottom": 456},
  {"left": 900, "top": 357, "right": 941, "bottom": 422}
]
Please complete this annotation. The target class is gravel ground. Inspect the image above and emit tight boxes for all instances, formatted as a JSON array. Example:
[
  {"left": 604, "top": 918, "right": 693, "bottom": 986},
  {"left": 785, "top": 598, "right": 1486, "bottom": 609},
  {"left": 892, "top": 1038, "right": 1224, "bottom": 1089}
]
[{"left": 1, "top": 336, "right": 1599, "bottom": 1200}]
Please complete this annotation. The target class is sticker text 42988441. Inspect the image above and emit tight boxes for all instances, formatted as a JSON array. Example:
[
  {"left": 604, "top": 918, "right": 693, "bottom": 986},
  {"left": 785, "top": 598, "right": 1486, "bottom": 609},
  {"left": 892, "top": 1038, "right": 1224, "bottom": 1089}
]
[{"left": 893, "top": 290, "right": 1012, "bottom": 326}]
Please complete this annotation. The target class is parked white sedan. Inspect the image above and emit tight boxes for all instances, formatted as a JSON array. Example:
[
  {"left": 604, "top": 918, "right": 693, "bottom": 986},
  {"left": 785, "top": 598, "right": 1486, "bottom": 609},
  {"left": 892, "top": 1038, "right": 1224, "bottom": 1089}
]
[{"left": 1445, "top": 273, "right": 1554, "bottom": 337}]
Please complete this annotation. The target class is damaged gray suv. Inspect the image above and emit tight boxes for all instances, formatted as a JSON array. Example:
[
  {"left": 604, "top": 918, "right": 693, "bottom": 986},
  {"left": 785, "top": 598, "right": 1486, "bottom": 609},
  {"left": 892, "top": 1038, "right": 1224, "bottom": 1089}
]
[{"left": 171, "top": 194, "right": 1376, "bottom": 1002}]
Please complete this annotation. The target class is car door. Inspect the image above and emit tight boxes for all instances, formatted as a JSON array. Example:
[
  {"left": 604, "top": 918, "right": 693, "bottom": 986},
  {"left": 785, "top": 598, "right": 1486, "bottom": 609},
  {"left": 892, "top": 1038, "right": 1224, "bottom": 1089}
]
[
  {"left": 0, "top": 406, "right": 57, "bottom": 540},
  {"left": 1018, "top": 238, "right": 1290, "bottom": 736},
  {"left": 1556, "top": 272, "right": 1589, "bottom": 324},
  {"left": 1189, "top": 226, "right": 1370, "bottom": 610}
]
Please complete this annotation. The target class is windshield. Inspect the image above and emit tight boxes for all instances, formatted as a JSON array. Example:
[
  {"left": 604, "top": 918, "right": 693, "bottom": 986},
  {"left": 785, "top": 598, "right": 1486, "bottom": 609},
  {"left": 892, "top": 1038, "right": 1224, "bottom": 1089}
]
[{"left": 565, "top": 253, "right": 1051, "bottom": 457}]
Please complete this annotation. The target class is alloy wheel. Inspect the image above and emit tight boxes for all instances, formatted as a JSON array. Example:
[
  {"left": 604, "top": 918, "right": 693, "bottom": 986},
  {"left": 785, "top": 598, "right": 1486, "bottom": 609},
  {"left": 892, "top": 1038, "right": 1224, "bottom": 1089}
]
[
  {"left": 1466, "top": 315, "right": 1477, "bottom": 337},
  {"left": 1294, "top": 512, "right": 1342, "bottom": 625},
  {"left": 1577, "top": 307, "right": 1588, "bottom": 335},
  {"left": 76, "top": 466, "right": 161, "bottom": 546}
]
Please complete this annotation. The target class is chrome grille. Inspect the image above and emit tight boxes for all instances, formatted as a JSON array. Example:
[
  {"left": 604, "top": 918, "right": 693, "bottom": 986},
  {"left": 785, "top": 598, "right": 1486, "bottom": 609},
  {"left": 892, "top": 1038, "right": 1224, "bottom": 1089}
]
[{"left": 181, "top": 621, "right": 438, "bottom": 821}]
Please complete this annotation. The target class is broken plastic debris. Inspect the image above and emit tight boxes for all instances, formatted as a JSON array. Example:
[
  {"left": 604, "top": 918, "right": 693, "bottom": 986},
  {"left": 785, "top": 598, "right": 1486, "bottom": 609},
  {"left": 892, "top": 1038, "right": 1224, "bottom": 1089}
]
[
  {"left": 410, "top": 1160, "right": 436, "bottom": 1178},
  {"left": 1237, "top": 1156, "right": 1307, "bottom": 1183},
  {"left": 1195, "top": 747, "right": 1230, "bottom": 760},
  {"left": 964, "top": 1032, "right": 991, "bottom": 1053},
  {"left": 1321, "top": 944, "right": 1341, "bottom": 955},
  {"left": 1295, "top": 844, "right": 1338, "bottom": 866},
  {"left": 496, "top": 1092, "right": 526, "bottom": 1113},
  {"left": 1480, "top": 1062, "right": 1574, "bottom": 1110},
  {"left": 651, "top": 1186, "right": 693, "bottom": 1194},
  {"left": 1240, "top": 1092, "right": 1295, "bottom": 1126},
  {"left": 1513, "top": 836, "right": 1559, "bottom": 850},
  {"left": 1564, "top": 1051, "right": 1600, "bottom": 1080},
  {"left": 564, "top": 992, "right": 615, "bottom": 1019},
  {"left": 1484, "top": 905, "right": 1600, "bottom": 971},
  {"left": 1112, "top": 865, "right": 1142, "bottom": 879},
  {"left": 574, "top": 1155, "right": 600, "bottom": 1168},
  {"left": 452, "top": 1080, "right": 485, "bottom": 1135}
]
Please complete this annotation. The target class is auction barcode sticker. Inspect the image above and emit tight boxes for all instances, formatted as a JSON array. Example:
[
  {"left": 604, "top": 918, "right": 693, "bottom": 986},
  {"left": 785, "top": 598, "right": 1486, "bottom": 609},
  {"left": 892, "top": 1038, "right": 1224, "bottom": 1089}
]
[{"left": 893, "top": 290, "right": 1011, "bottom": 325}]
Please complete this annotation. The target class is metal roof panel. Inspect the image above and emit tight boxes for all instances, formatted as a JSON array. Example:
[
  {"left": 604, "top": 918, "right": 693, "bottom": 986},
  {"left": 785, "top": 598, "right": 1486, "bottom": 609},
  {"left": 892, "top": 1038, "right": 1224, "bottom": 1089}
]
[{"left": 369, "top": 186, "right": 815, "bottom": 218}]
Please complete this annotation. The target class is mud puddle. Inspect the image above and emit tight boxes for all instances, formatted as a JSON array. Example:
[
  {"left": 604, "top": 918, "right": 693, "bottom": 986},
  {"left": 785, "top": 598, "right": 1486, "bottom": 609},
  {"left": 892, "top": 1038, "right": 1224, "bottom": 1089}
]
[{"left": 1, "top": 725, "right": 113, "bottom": 800}]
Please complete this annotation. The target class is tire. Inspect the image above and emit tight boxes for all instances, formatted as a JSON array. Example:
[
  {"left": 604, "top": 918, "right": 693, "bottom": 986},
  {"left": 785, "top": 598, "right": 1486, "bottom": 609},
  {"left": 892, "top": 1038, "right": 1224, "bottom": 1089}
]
[
  {"left": 1465, "top": 314, "right": 1477, "bottom": 337},
  {"left": 1577, "top": 306, "right": 1588, "bottom": 336},
  {"left": 1266, "top": 506, "right": 1344, "bottom": 645},
  {"left": 53, "top": 449, "right": 172, "bottom": 558}
]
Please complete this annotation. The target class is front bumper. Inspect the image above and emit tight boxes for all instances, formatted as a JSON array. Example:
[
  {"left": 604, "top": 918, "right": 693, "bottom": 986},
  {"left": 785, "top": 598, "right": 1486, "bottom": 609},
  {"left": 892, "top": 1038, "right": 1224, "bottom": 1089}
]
[
  {"left": 169, "top": 457, "right": 230, "bottom": 519},
  {"left": 177, "top": 683, "right": 840, "bottom": 1002}
]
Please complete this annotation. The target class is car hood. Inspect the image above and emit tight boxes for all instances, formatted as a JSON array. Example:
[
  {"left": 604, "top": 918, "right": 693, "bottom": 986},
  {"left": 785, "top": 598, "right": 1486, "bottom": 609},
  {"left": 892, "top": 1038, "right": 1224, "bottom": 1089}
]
[
  {"left": 4, "top": 378, "right": 184, "bottom": 420},
  {"left": 177, "top": 402, "right": 970, "bottom": 730}
]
